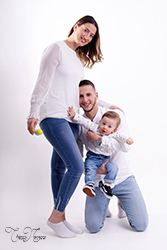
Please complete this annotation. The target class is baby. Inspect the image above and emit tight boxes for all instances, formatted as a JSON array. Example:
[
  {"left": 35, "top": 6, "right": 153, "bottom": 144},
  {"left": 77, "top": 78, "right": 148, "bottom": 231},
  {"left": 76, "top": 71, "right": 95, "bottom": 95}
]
[{"left": 67, "top": 106, "right": 133, "bottom": 198}]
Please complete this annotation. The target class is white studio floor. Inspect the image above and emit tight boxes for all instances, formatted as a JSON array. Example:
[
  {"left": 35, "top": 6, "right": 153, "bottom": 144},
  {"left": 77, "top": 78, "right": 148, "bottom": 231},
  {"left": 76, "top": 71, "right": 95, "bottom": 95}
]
[
  {"left": 1, "top": 140, "right": 167, "bottom": 250},
  {"left": 1, "top": 172, "right": 167, "bottom": 250},
  {"left": 1, "top": 209, "right": 167, "bottom": 250}
]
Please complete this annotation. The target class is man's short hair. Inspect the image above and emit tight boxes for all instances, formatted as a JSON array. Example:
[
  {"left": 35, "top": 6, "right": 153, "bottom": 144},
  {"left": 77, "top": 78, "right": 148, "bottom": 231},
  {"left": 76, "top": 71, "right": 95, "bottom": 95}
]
[{"left": 79, "top": 79, "right": 96, "bottom": 91}]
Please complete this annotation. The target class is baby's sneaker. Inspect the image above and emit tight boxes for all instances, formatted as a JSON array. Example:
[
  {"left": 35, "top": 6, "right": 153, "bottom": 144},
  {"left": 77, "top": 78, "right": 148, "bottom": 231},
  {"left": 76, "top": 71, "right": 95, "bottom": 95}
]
[
  {"left": 99, "top": 181, "right": 113, "bottom": 199},
  {"left": 83, "top": 183, "right": 96, "bottom": 197}
]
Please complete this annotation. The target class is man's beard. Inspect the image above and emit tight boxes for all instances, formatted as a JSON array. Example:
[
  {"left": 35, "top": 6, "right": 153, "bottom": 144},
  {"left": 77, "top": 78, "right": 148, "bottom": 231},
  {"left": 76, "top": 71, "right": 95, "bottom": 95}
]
[{"left": 82, "top": 98, "right": 96, "bottom": 113}]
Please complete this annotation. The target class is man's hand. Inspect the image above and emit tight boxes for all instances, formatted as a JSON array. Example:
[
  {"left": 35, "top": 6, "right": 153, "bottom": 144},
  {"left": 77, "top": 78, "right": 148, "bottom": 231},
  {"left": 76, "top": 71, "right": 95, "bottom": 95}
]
[
  {"left": 86, "top": 131, "right": 99, "bottom": 142},
  {"left": 96, "top": 159, "right": 109, "bottom": 174},
  {"left": 109, "top": 105, "right": 125, "bottom": 115}
]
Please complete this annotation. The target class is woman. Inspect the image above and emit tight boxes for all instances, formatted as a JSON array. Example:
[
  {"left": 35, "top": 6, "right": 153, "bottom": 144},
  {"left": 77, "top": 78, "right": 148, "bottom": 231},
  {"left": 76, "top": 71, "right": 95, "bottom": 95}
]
[{"left": 27, "top": 15, "right": 103, "bottom": 238}]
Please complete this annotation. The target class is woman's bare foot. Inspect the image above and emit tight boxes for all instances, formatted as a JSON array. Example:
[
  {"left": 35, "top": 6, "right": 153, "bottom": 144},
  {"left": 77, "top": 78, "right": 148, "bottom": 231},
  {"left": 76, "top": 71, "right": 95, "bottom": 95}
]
[{"left": 48, "top": 208, "right": 65, "bottom": 223}]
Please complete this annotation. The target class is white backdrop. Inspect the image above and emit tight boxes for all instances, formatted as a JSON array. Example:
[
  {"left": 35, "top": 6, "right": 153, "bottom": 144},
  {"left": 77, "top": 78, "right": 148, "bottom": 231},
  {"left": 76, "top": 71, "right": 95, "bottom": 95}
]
[{"left": 1, "top": 0, "right": 167, "bottom": 249}]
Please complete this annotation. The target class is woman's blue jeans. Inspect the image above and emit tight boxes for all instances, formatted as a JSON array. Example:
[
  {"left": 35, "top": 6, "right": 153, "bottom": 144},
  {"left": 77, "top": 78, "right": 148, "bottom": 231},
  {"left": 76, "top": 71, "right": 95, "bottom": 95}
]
[
  {"left": 85, "top": 176, "right": 149, "bottom": 232},
  {"left": 40, "top": 118, "right": 84, "bottom": 212}
]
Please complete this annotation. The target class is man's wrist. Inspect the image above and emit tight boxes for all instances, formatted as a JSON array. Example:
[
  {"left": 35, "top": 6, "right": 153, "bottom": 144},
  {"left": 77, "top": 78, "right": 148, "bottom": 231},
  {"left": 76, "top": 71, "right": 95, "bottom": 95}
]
[{"left": 96, "top": 135, "right": 102, "bottom": 146}]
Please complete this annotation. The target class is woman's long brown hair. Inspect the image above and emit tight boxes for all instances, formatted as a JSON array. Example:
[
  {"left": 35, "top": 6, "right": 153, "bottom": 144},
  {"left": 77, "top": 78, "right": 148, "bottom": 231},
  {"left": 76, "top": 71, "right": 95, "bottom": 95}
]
[{"left": 68, "top": 15, "right": 103, "bottom": 68}]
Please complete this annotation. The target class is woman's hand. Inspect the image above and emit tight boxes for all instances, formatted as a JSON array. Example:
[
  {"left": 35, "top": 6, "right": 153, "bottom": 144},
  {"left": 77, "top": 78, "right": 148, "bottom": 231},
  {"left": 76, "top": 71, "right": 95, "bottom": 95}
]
[{"left": 27, "top": 118, "right": 38, "bottom": 135}]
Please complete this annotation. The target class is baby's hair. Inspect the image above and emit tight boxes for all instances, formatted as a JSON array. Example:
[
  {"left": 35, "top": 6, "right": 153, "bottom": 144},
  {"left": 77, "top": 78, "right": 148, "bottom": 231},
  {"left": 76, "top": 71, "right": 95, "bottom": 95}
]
[{"left": 102, "top": 111, "right": 121, "bottom": 128}]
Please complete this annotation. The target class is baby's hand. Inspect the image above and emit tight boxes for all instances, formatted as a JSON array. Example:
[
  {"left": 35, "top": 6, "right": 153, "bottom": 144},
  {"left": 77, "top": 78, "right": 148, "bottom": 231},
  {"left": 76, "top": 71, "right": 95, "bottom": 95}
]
[
  {"left": 67, "top": 106, "right": 75, "bottom": 118},
  {"left": 126, "top": 137, "right": 134, "bottom": 145}
]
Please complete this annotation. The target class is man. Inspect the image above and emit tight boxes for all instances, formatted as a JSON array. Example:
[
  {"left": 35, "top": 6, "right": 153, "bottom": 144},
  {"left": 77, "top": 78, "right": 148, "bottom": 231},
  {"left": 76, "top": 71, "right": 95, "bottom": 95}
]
[{"left": 77, "top": 79, "right": 148, "bottom": 233}]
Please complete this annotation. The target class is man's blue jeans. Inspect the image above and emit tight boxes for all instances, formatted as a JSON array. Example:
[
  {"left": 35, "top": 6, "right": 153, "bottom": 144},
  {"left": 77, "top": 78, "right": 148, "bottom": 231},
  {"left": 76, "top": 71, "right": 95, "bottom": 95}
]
[
  {"left": 85, "top": 176, "right": 149, "bottom": 232},
  {"left": 40, "top": 118, "right": 84, "bottom": 212},
  {"left": 85, "top": 151, "right": 118, "bottom": 184}
]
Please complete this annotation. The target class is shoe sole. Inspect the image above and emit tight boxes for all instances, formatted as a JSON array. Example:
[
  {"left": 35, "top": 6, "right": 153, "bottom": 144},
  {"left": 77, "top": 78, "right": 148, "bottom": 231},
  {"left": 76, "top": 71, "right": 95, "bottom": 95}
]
[{"left": 83, "top": 187, "right": 95, "bottom": 198}]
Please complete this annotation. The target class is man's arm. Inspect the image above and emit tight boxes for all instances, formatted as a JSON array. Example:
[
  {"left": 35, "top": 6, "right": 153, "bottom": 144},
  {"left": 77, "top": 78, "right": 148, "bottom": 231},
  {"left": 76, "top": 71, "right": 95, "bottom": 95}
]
[
  {"left": 97, "top": 99, "right": 125, "bottom": 114},
  {"left": 96, "top": 160, "right": 108, "bottom": 174},
  {"left": 86, "top": 130, "right": 99, "bottom": 142},
  {"left": 77, "top": 130, "right": 109, "bottom": 175}
]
